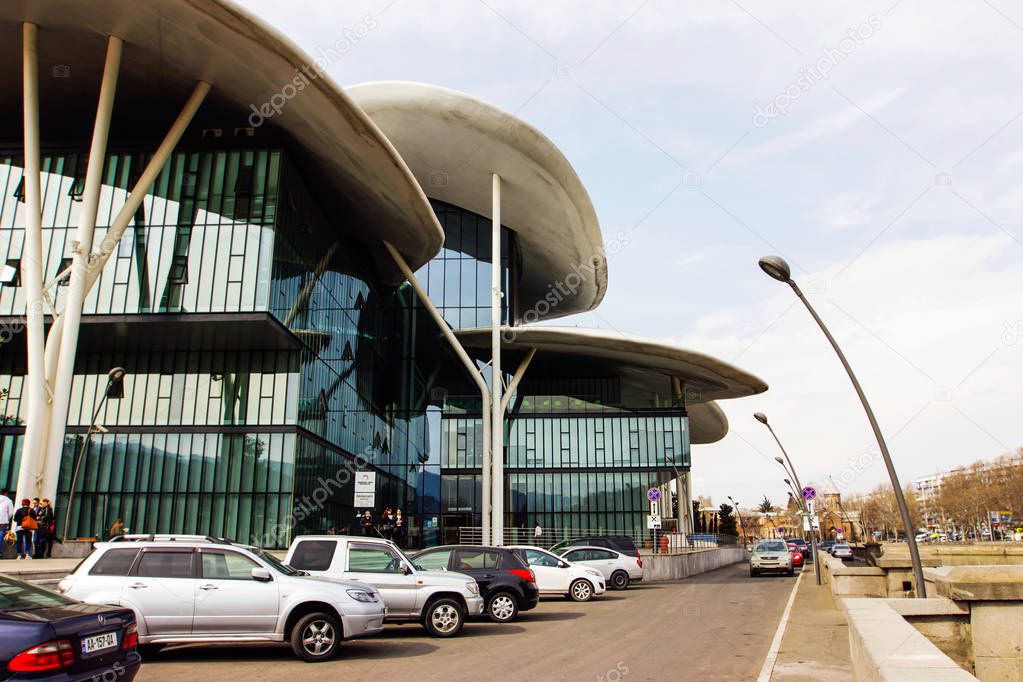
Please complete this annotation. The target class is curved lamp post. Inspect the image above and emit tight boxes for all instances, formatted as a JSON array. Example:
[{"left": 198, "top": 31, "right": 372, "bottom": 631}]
[
  {"left": 727, "top": 495, "right": 747, "bottom": 548},
  {"left": 757, "top": 255, "right": 925, "bottom": 597}
]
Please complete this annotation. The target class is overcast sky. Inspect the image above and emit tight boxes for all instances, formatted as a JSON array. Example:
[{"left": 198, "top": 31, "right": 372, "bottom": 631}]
[{"left": 239, "top": 0, "right": 1023, "bottom": 510}]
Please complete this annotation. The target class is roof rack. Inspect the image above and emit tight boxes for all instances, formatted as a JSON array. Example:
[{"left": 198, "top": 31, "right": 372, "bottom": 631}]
[{"left": 109, "top": 534, "right": 235, "bottom": 545}]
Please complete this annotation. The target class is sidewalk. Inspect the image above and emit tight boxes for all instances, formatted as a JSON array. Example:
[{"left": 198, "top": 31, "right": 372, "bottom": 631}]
[{"left": 770, "top": 569, "right": 853, "bottom": 681}]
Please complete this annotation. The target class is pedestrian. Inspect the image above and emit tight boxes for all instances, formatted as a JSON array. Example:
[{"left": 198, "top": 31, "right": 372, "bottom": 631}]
[
  {"left": 108, "top": 518, "right": 125, "bottom": 540},
  {"left": 393, "top": 509, "right": 405, "bottom": 547},
  {"left": 518, "top": 522, "right": 527, "bottom": 543},
  {"left": 360, "top": 510, "right": 375, "bottom": 537},
  {"left": 34, "top": 499, "right": 55, "bottom": 559},
  {"left": 326, "top": 526, "right": 336, "bottom": 536},
  {"left": 0, "top": 490, "right": 14, "bottom": 557},
  {"left": 13, "top": 498, "right": 37, "bottom": 560},
  {"left": 381, "top": 507, "right": 395, "bottom": 541},
  {"left": 534, "top": 523, "right": 543, "bottom": 544}
]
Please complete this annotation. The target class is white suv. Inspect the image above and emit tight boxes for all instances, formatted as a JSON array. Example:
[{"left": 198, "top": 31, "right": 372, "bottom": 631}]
[
  {"left": 284, "top": 536, "right": 484, "bottom": 637},
  {"left": 58, "top": 535, "right": 386, "bottom": 662}
]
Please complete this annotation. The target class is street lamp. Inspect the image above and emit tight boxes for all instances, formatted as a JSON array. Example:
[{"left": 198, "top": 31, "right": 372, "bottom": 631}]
[
  {"left": 755, "top": 412, "right": 822, "bottom": 584},
  {"left": 758, "top": 255, "right": 925, "bottom": 597},
  {"left": 63, "top": 367, "right": 125, "bottom": 542},
  {"left": 728, "top": 495, "right": 747, "bottom": 548}
]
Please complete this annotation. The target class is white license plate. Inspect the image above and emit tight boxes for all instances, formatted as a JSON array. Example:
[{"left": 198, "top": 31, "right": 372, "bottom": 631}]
[{"left": 82, "top": 631, "right": 118, "bottom": 654}]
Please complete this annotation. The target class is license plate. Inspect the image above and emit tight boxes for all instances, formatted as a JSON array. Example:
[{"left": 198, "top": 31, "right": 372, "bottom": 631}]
[{"left": 82, "top": 631, "right": 118, "bottom": 654}]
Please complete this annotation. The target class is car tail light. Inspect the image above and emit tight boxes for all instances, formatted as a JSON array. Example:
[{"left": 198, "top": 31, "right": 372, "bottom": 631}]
[
  {"left": 8, "top": 640, "right": 75, "bottom": 673},
  {"left": 636, "top": 551, "right": 643, "bottom": 568},
  {"left": 122, "top": 622, "right": 138, "bottom": 650},
  {"left": 508, "top": 568, "right": 535, "bottom": 582}
]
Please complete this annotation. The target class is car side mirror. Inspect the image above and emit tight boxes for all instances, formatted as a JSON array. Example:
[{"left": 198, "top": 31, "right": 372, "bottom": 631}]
[
  {"left": 251, "top": 567, "right": 272, "bottom": 582},
  {"left": 402, "top": 562, "right": 414, "bottom": 575},
  {"left": 558, "top": 561, "right": 569, "bottom": 568}
]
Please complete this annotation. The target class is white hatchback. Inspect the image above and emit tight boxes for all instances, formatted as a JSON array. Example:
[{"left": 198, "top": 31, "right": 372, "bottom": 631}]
[
  {"left": 555, "top": 546, "right": 644, "bottom": 590},
  {"left": 507, "top": 545, "right": 606, "bottom": 601}
]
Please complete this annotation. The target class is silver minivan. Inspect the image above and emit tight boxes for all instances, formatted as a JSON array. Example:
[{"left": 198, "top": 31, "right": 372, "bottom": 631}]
[{"left": 59, "top": 535, "right": 386, "bottom": 662}]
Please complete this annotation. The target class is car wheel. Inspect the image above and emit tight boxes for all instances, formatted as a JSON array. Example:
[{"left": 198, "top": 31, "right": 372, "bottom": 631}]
[
  {"left": 610, "top": 570, "right": 630, "bottom": 590},
  {"left": 787, "top": 567, "right": 795, "bottom": 576},
  {"left": 569, "top": 579, "right": 594, "bottom": 602},
  {"left": 749, "top": 567, "right": 758, "bottom": 577},
  {"left": 290, "top": 612, "right": 341, "bottom": 662},
  {"left": 423, "top": 597, "right": 465, "bottom": 637},
  {"left": 487, "top": 591, "right": 519, "bottom": 623}
]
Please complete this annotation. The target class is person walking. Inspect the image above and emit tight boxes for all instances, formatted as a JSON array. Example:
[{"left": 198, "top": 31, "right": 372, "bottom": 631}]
[
  {"left": 393, "top": 509, "right": 405, "bottom": 547},
  {"left": 534, "top": 523, "right": 543, "bottom": 544},
  {"left": 380, "top": 507, "right": 395, "bottom": 541},
  {"left": 0, "top": 490, "right": 14, "bottom": 558},
  {"left": 13, "top": 499, "right": 37, "bottom": 560},
  {"left": 360, "top": 510, "right": 375, "bottom": 537},
  {"left": 34, "top": 499, "right": 55, "bottom": 559}
]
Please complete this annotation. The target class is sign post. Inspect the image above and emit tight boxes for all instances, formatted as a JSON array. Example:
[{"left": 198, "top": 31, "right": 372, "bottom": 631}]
[
  {"left": 354, "top": 471, "right": 376, "bottom": 509},
  {"left": 647, "top": 488, "right": 662, "bottom": 552}
]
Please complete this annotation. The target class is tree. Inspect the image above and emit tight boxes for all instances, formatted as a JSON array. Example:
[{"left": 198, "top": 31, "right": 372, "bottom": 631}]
[
  {"left": 692, "top": 500, "right": 703, "bottom": 533},
  {"left": 718, "top": 503, "right": 738, "bottom": 537},
  {"left": 757, "top": 496, "right": 775, "bottom": 514}
]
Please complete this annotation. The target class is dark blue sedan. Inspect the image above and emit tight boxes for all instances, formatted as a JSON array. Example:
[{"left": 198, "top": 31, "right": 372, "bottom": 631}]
[{"left": 0, "top": 574, "right": 141, "bottom": 681}]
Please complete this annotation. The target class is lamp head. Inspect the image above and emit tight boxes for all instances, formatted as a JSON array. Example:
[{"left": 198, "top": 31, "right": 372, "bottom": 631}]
[
  {"left": 758, "top": 256, "right": 792, "bottom": 283},
  {"left": 753, "top": 411, "right": 768, "bottom": 425},
  {"left": 774, "top": 456, "right": 785, "bottom": 465},
  {"left": 784, "top": 478, "right": 792, "bottom": 486}
]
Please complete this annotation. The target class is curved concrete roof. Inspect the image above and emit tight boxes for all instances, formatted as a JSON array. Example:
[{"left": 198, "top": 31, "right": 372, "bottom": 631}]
[
  {"left": 0, "top": 0, "right": 444, "bottom": 275},
  {"left": 455, "top": 326, "right": 769, "bottom": 403},
  {"left": 348, "top": 81, "right": 607, "bottom": 320},
  {"left": 687, "top": 401, "right": 729, "bottom": 445}
]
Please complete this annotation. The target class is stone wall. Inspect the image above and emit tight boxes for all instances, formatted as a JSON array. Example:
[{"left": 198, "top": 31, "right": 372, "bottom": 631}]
[{"left": 640, "top": 547, "right": 748, "bottom": 582}]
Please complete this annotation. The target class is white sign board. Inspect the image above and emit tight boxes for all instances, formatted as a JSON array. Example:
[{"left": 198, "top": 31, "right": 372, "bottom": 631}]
[
  {"left": 803, "top": 514, "right": 820, "bottom": 531},
  {"left": 650, "top": 500, "right": 659, "bottom": 515},
  {"left": 647, "top": 514, "right": 662, "bottom": 530},
  {"left": 354, "top": 471, "right": 376, "bottom": 508}
]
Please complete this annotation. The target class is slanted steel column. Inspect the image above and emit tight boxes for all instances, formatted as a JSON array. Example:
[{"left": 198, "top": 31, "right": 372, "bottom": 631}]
[
  {"left": 500, "top": 348, "right": 536, "bottom": 413},
  {"left": 383, "top": 241, "right": 493, "bottom": 545},
  {"left": 490, "top": 173, "right": 504, "bottom": 545},
  {"left": 15, "top": 23, "right": 49, "bottom": 503},
  {"left": 38, "top": 81, "right": 210, "bottom": 501},
  {"left": 41, "top": 36, "right": 122, "bottom": 508}
]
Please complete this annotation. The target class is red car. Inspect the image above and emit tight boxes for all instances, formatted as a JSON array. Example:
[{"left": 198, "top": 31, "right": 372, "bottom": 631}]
[{"left": 787, "top": 543, "right": 804, "bottom": 567}]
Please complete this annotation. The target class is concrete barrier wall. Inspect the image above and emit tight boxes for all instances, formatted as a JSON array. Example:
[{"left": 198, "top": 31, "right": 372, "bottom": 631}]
[
  {"left": 641, "top": 547, "right": 748, "bottom": 582},
  {"left": 823, "top": 553, "right": 888, "bottom": 598}
]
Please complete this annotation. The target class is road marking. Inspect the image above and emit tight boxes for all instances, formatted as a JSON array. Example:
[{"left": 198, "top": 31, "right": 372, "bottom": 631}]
[{"left": 756, "top": 568, "right": 804, "bottom": 682}]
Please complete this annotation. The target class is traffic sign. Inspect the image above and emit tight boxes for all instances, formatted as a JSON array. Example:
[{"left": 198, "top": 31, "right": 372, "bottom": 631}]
[
  {"left": 647, "top": 514, "right": 662, "bottom": 530},
  {"left": 801, "top": 486, "right": 816, "bottom": 501},
  {"left": 647, "top": 487, "right": 661, "bottom": 502}
]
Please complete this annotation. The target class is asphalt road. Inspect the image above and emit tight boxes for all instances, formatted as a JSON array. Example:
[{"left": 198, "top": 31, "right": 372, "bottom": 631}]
[{"left": 137, "top": 563, "right": 799, "bottom": 681}]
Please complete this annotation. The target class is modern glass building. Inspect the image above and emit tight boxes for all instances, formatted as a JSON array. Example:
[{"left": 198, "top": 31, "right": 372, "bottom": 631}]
[{"left": 0, "top": 1, "right": 766, "bottom": 550}]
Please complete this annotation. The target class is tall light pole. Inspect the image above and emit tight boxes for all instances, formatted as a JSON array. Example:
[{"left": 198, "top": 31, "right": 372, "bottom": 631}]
[
  {"left": 758, "top": 255, "right": 925, "bottom": 597},
  {"left": 754, "top": 411, "right": 821, "bottom": 584},
  {"left": 728, "top": 495, "right": 747, "bottom": 548}
]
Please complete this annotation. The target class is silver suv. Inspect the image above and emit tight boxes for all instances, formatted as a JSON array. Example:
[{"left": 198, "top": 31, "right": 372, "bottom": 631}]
[
  {"left": 285, "top": 536, "right": 484, "bottom": 637},
  {"left": 57, "top": 535, "right": 386, "bottom": 662}
]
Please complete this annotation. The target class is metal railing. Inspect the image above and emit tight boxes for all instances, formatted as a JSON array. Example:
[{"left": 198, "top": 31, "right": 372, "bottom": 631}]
[{"left": 456, "top": 527, "right": 735, "bottom": 552}]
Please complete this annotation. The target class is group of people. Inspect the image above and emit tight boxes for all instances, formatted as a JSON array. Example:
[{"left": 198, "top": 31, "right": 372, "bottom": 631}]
[
  {"left": 326, "top": 508, "right": 407, "bottom": 546},
  {"left": 0, "top": 491, "right": 57, "bottom": 560}
]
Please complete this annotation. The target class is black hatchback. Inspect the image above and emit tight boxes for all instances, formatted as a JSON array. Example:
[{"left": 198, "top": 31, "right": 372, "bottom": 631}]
[
  {"left": 0, "top": 574, "right": 141, "bottom": 681},
  {"left": 409, "top": 546, "right": 540, "bottom": 623}
]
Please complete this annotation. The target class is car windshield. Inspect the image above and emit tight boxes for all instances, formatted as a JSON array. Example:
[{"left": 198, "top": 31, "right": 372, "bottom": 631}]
[
  {"left": 0, "top": 576, "right": 76, "bottom": 611},
  {"left": 252, "top": 548, "right": 303, "bottom": 576},
  {"left": 756, "top": 541, "right": 788, "bottom": 552}
]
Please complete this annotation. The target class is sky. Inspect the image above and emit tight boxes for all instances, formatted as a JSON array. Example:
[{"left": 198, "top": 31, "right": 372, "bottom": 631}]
[{"left": 238, "top": 0, "right": 1023, "bottom": 510}]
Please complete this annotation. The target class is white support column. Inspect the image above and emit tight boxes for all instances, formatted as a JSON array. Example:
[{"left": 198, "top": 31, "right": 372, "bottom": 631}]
[
  {"left": 38, "top": 36, "right": 122, "bottom": 507},
  {"left": 490, "top": 173, "right": 503, "bottom": 545},
  {"left": 15, "top": 23, "right": 49, "bottom": 503},
  {"left": 383, "top": 241, "right": 493, "bottom": 545},
  {"left": 38, "top": 80, "right": 210, "bottom": 501},
  {"left": 500, "top": 348, "right": 536, "bottom": 413}
]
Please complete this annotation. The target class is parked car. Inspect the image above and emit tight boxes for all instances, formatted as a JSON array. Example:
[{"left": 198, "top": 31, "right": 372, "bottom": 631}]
[
  {"left": 58, "top": 535, "right": 386, "bottom": 662},
  {"left": 750, "top": 539, "right": 794, "bottom": 577},
  {"left": 555, "top": 546, "right": 644, "bottom": 589},
  {"left": 284, "top": 535, "right": 484, "bottom": 637},
  {"left": 786, "top": 537, "right": 809, "bottom": 558},
  {"left": 787, "top": 543, "right": 804, "bottom": 569},
  {"left": 549, "top": 535, "right": 640, "bottom": 559},
  {"left": 506, "top": 545, "right": 606, "bottom": 601},
  {"left": 819, "top": 540, "right": 836, "bottom": 553},
  {"left": 408, "top": 545, "right": 539, "bottom": 623},
  {"left": 1, "top": 574, "right": 141, "bottom": 680},
  {"left": 831, "top": 544, "right": 854, "bottom": 560}
]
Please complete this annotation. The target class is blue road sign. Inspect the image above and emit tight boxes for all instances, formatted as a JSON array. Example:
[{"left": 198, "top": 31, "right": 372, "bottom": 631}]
[
  {"left": 647, "top": 488, "right": 661, "bottom": 502},
  {"left": 802, "top": 486, "right": 816, "bottom": 500}
]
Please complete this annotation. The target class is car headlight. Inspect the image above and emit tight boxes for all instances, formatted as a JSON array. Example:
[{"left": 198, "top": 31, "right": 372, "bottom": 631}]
[
  {"left": 346, "top": 589, "right": 378, "bottom": 603},
  {"left": 465, "top": 581, "right": 480, "bottom": 596},
  {"left": 585, "top": 568, "right": 603, "bottom": 578}
]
